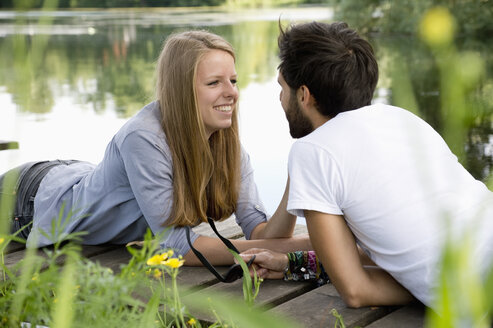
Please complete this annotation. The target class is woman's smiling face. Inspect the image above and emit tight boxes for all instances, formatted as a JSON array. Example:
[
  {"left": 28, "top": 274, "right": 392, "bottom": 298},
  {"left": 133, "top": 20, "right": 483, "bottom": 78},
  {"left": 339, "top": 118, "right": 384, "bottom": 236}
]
[{"left": 195, "top": 49, "right": 238, "bottom": 138}]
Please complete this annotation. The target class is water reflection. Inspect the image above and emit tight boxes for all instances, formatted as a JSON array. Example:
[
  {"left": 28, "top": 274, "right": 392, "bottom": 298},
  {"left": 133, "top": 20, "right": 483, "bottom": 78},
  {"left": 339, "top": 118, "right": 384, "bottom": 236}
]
[
  {"left": 0, "top": 7, "right": 332, "bottom": 116},
  {"left": 0, "top": 7, "right": 333, "bottom": 214},
  {"left": 1, "top": 7, "right": 492, "bottom": 214}
]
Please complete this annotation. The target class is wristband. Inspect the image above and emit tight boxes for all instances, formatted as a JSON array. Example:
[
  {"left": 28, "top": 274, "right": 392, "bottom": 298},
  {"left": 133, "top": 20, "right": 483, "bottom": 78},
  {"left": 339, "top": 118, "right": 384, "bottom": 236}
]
[{"left": 283, "top": 251, "right": 329, "bottom": 286}]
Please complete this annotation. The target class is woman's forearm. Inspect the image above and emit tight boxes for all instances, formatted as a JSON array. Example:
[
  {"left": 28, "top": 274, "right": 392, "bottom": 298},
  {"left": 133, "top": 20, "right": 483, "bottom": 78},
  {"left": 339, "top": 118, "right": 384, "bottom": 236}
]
[{"left": 183, "top": 234, "right": 311, "bottom": 266}]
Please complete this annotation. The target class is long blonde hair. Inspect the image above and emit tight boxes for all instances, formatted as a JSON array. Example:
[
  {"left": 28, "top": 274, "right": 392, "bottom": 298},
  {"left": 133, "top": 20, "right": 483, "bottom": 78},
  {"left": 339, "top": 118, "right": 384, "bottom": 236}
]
[{"left": 157, "top": 30, "right": 240, "bottom": 227}]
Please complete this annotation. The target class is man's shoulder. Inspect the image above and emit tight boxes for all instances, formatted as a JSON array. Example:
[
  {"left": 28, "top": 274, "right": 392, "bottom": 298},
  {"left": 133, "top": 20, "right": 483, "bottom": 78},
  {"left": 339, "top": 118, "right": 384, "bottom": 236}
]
[
  {"left": 289, "top": 103, "right": 412, "bottom": 154},
  {"left": 289, "top": 135, "right": 335, "bottom": 164}
]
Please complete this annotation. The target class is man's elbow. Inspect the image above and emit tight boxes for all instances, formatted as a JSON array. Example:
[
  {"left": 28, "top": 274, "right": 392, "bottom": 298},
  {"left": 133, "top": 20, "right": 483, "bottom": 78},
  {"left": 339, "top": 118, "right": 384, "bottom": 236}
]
[
  {"left": 343, "top": 294, "right": 365, "bottom": 309},
  {"left": 339, "top": 286, "right": 367, "bottom": 308}
]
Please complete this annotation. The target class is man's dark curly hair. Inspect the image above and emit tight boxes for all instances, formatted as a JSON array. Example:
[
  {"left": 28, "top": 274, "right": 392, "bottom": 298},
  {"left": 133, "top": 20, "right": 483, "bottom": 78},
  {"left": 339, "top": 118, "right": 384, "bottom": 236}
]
[{"left": 278, "top": 21, "right": 379, "bottom": 118}]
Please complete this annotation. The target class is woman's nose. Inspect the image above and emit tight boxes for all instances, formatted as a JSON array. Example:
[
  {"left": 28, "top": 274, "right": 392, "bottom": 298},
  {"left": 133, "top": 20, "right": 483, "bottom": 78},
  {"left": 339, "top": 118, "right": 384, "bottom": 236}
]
[{"left": 224, "top": 81, "right": 238, "bottom": 98}]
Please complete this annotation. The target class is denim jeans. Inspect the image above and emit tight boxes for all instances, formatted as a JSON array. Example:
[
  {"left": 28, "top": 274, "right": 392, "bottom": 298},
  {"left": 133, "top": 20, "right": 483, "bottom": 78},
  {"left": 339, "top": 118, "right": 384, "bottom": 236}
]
[{"left": 0, "top": 160, "right": 79, "bottom": 239}]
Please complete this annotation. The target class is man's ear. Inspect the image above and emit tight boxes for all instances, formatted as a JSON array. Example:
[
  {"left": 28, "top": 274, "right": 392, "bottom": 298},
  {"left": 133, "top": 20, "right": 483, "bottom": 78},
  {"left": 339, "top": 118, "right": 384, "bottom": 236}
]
[
  {"left": 297, "top": 85, "right": 316, "bottom": 111},
  {"left": 297, "top": 85, "right": 331, "bottom": 128}
]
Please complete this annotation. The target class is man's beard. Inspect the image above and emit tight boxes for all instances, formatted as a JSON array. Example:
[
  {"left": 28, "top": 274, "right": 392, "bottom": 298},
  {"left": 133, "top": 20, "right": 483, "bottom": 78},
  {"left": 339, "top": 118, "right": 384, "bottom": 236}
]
[{"left": 285, "top": 93, "right": 314, "bottom": 139}]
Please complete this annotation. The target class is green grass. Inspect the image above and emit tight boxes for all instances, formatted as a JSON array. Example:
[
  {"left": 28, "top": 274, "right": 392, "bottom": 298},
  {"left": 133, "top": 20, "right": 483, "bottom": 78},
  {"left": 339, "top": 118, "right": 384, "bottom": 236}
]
[{"left": 0, "top": 222, "right": 299, "bottom": 328}]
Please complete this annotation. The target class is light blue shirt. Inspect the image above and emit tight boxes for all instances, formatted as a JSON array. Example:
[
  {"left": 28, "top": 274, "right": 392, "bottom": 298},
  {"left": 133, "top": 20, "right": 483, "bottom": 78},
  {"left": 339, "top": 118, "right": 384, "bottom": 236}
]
[{"left": 29, "top": 101, "right": 268, "bottom": 256}]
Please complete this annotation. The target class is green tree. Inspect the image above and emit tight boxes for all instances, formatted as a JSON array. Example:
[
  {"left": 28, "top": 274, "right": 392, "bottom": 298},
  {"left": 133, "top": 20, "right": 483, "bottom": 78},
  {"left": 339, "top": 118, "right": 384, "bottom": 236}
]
[{"left": 329, "top": 0, "right": 493, "bottom": 37}]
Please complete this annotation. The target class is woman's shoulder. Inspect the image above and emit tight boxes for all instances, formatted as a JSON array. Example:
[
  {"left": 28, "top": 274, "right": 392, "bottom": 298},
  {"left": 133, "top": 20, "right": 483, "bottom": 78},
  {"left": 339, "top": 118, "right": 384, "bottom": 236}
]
[
  {"left": 127, "top": 101, "right": 163, "bottom": 133},
  {"left": 116, "top": 101, "right": 166, "bottom": 143}
]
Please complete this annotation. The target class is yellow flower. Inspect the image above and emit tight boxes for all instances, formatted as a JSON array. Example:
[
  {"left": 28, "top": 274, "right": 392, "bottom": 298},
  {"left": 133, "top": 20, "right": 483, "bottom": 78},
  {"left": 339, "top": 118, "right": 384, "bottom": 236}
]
[
  {"left": 419, "top": 7, "right": 455, "bottom": 47},
  {"left": 0, "top": 237, "right": 4, "bottom": 244},
  {"left": 147, "top": 255, "right": 162, "bottom": 266},
  {"left": 146, "top": 252, "right": 169, "bottom": 266},
  {"left": 153, "top": 269, "right": 162, "bottom": 279},
  {"left": 166, "top": 249, "right": 174, "bottom": 258},
  {"left": 163, "top": 258, "right": 185, "bottom": 269},
  {"left": 187, "top": 318, "right": 196, "bottom": 325}
]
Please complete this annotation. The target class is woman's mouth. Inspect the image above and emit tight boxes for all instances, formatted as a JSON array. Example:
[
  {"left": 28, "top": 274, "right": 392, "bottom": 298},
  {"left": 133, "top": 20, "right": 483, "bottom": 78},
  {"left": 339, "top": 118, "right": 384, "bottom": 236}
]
[{"left": 214, "top": 105, "right": 234, "bottom": 112}]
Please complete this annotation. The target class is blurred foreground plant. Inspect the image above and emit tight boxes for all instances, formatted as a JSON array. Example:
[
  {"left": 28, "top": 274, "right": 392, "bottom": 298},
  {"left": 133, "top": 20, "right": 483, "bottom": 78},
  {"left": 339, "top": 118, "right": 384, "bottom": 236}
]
[
  {"left": 416, "top": 7, "right": 492, "bottom": 327},
  {"left": 0, "top": 220, "right": 299, "bottom": 328},
  {"left": 230, "top": 250, "right": 262, "bottom": 307}
]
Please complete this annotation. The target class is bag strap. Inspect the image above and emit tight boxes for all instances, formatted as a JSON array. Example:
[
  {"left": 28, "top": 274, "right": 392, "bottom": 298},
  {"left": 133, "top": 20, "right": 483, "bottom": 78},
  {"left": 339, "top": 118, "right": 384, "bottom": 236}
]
[
  {"left": 207, "top": 217, "right": 240, "bottom": 254},
  {"left": 185, "top": 225, "right": 228, "bottom": 282}
]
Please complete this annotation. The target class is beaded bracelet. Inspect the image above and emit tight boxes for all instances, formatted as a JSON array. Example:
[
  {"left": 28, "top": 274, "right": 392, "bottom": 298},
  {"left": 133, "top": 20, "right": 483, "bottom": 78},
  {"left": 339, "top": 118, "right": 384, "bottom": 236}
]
[{"left": 284, "top": 251, "right": 329, "bottom": 286}]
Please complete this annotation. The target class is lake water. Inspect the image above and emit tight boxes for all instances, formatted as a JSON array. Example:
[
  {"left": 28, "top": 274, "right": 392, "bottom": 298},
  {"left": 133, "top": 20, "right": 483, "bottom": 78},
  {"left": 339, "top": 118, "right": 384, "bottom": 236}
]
[{"left": 1, "top": 6, "right": 492, "bottom": 217}]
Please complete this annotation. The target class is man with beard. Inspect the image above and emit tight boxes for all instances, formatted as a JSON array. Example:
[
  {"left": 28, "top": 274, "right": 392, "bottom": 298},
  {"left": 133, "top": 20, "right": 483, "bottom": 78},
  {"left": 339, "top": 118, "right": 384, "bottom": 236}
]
[{"left": 240, "top": 21, "right": 493, "bottom": 311}]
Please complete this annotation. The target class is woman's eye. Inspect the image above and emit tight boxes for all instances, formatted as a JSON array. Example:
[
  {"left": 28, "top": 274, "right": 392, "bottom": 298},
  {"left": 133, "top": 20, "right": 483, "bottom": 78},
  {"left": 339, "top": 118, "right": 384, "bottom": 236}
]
[
  {"left": 207, "top": 80, "right": 219, "bottom": 86},
  {"left": 230, "top": 79, "right": 237, "bottom": 85}
]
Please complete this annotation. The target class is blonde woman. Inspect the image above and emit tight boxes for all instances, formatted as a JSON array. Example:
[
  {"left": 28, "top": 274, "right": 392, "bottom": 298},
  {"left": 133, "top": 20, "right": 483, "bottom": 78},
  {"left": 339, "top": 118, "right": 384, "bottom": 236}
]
[{"left": 0, "top": 31, "right": 310, "bottom": 268}]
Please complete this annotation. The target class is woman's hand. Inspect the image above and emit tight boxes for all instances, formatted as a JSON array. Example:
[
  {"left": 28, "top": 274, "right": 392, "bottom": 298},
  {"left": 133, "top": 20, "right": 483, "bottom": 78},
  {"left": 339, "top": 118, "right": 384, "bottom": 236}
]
[{"left": 239, "top": 248, "right": 288, "bottom": 279}]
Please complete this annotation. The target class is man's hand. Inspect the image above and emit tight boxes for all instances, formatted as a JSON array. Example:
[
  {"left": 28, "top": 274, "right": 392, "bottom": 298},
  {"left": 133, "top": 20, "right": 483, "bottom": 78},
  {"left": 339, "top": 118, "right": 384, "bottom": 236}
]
[{"left": 239, "top": 248, "right": 288, "bottom": 279}]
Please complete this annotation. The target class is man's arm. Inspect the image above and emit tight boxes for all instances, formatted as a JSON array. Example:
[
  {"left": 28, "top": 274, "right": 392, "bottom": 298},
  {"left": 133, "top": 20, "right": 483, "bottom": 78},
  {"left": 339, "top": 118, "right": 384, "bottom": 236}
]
[
  {"left": 305, "top": 210, "right": 415, "bottom": 308},
  {"left": 250, "top": 176, "right": 298, "bottom": 239}
]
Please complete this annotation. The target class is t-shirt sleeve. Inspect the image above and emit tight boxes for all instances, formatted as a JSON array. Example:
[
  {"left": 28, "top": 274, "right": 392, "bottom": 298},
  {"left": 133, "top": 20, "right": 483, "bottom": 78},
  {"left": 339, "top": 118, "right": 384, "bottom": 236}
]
[
  {"left": 234, "top": 147, "right": 269, "bottom": 239},
  {"left": 119, "top": 130, "right": 198, "bottom": 256},
  {"left": 287, "top": 141, "right": 344, "bottom": 218}
]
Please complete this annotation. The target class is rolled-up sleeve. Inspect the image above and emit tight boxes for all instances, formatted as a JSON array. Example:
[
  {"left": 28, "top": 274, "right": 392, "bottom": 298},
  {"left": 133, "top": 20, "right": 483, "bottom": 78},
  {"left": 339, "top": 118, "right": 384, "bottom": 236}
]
[
  {"left": 160, "top": 225, "right": 199, "bottom": 256},
  {"left": 234, "top": 148, "right": 269, "bottom": 239}
]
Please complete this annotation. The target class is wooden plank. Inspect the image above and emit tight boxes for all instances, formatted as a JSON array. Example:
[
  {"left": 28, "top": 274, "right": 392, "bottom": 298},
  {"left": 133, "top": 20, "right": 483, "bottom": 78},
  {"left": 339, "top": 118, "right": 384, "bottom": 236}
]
[
  {"left": 0, "top": 140, "right": 19, "bottom": 151},
  {"left": 192, "top": 217, "right": 308, "bottom": 239},
  {"left": 176, "top": 266, "right": 226, "bottom": 289},
  {"left": 5, "top": 241, "right": 25, "bottom": 254},
  {"left": 192, "top": 217, "right": 243, "bottom": 238},
  {"left": 3, "top": 244, "right": 120, "bottom": 269},
  {"left": 269, "top": 284, "right": 394, "bottom": 328},
  {"left": 80, "top": 244, "right": 121, "bottom": 258},
  {"left": 4, "top": 217, "right": 309, "bottom": 291},
  {"left": 87, "top": 246, "right": 132, "bottom": 272},
  {"left": 184, "top": 279, "right": 315, "bottom": 323},
  {"left": 365, "top": 303, "right": 425, "bottom": 328},
  {"left": 88, "top": 246, "right": 223, "bottom": 288},
  {"left": 2, "top": 217, "right": 242, "bottom": 268},
  {"left": 208, "top": 278, "right": 314, "bottom": 307}
]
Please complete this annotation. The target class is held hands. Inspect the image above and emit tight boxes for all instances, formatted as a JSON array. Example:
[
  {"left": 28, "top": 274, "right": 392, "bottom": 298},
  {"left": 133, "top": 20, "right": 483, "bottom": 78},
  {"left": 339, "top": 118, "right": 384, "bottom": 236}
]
[{"left": 238, "top": 248, "right": 288, "bottom": 280}]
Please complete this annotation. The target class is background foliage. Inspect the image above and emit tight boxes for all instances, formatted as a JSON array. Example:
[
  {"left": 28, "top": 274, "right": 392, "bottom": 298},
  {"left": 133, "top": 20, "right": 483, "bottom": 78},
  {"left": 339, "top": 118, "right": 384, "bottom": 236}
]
[
  {"left": 1, "top": 0, "right": 328, "bottom": 9},
  {"left": 329, "top": 0, "right": 493, "bottom": 37}
]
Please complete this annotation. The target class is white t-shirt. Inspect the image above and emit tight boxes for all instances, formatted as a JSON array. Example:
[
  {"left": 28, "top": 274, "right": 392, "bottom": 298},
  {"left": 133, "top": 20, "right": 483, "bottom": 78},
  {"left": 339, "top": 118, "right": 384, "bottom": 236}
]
[{"left": 287, "top": 103, "right": 493, "bottom": 308}]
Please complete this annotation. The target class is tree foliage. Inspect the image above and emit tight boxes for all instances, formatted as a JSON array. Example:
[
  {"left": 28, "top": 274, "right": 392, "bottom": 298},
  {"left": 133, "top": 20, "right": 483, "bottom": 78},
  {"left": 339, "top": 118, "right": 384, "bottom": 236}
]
[
  {"left": 329, "top": 0, "right": 493, "bottom": 37},
  {"left": 0, "top": 0, "right": 318, "bottom": 8}
]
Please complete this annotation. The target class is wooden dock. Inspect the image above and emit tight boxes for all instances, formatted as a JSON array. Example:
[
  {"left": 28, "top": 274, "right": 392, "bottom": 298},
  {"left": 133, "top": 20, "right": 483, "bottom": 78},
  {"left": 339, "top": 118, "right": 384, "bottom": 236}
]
[{"left": 4, "top": 218, "right": 426, "bottom": 327}]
